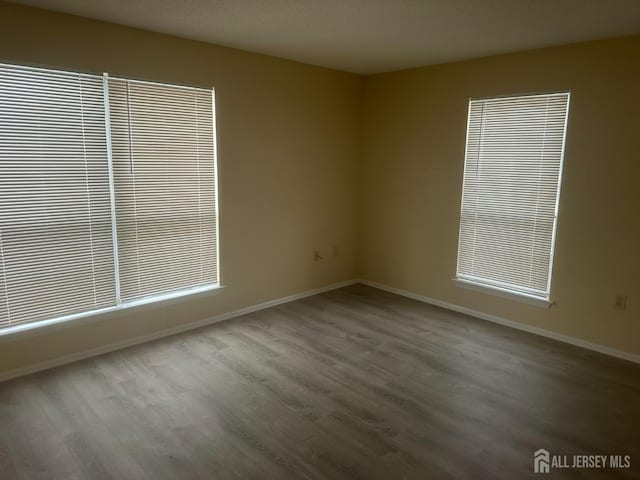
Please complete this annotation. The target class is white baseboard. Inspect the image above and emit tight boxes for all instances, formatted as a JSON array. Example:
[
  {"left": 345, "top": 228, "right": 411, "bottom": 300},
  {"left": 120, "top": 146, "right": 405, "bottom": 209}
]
[
  {"left": 357, "top": 279, "right": 640, "bottom": 365},
  {"left": 3, "top": 277, "right": 636, "bottom": 382},
  {"left": 0, "top": 279, "right": 359, "bottom": 383}
]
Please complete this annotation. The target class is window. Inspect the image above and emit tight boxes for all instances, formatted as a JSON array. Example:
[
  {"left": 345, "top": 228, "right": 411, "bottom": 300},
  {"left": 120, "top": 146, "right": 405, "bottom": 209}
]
[
  {"left": 108, "top": 78, "right": 218, "bottom": 302},
  {"left": 455, "top": 92, "right": 570, "bottom": 305},
  {"left": 0, "top": 63, "right": 219, "bottom": 333}
]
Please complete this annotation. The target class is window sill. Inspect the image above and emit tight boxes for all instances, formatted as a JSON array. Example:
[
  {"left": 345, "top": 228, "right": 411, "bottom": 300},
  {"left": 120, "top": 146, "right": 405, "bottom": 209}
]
[
  {"left": 0, "top": 284, "right": 225, "bottom": 342},
  {"left": 453, "top": 278, "right": 552, "bottom": 309}
]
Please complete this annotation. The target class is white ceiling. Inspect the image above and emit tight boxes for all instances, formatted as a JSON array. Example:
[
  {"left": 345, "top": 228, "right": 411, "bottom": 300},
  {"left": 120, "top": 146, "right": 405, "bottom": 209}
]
[{"left": 10, "top": 0, "right": 640, "bottom": 74}]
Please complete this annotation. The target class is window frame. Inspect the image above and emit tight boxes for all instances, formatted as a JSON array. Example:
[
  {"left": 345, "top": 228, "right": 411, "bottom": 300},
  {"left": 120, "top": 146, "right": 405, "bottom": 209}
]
[
  {"left": 0, "top": 63, "right": 222, "bottom": 337},
  {"left": 454, "top": 91, "right": 571, "bottom": 307}
]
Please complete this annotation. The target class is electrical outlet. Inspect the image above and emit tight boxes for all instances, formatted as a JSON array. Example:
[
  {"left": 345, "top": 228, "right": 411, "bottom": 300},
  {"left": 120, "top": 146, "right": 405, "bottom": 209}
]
[
  {"left": 314, "top": 251, "right": 323, "bottom": 261},
  {"left": 614, "top": 294, "right": 627, "bottom": 311}
]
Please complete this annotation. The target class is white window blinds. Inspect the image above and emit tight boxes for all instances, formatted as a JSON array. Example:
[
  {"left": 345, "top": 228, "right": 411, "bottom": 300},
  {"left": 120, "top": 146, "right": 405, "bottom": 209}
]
[
  {"left": 108, "top": 78, "right": 218, "bottom": 302},
  {"left": 0, "top": 65, "right": 115, "bottom": 328},
  {"left": 456, "top": 92, "right": 570, "bottom": 301},
  {"left": 0, "top": 63, "right": 218, "bottom": 332}
]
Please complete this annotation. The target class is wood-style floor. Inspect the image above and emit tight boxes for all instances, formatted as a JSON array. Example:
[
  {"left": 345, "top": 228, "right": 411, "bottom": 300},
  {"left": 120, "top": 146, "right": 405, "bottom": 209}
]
[{"left": 0, "top": 284, "right": 638, "bottom": 479}]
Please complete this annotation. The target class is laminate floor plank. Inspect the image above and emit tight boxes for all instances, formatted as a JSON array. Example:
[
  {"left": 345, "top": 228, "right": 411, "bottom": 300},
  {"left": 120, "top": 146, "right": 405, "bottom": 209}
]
[{"left": 0, "top": 284, "right": 638, "bottom": 479}]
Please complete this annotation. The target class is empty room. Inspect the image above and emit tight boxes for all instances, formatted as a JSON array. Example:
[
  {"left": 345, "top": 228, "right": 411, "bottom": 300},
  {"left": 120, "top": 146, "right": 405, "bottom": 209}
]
[{"left": 0, "top": 0, "right": 638, "bottom": 478}]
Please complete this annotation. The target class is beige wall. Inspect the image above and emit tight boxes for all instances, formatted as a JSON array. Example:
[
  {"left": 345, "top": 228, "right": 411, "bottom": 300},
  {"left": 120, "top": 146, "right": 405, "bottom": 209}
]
[
  {"left": 0, "top": 2, "right": 361, "bottom": 375},
  {"left": 360, "top": 35, "right": 640, "bottom": 356},
  {"left": 0, "top": 2, "right": 638, "bottom": 378}
]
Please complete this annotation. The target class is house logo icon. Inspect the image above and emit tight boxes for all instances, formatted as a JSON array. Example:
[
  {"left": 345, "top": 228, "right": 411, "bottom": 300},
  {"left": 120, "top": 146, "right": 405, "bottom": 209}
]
[{"left": 534, "top": 449, "right": 550, "bottom": 473}]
